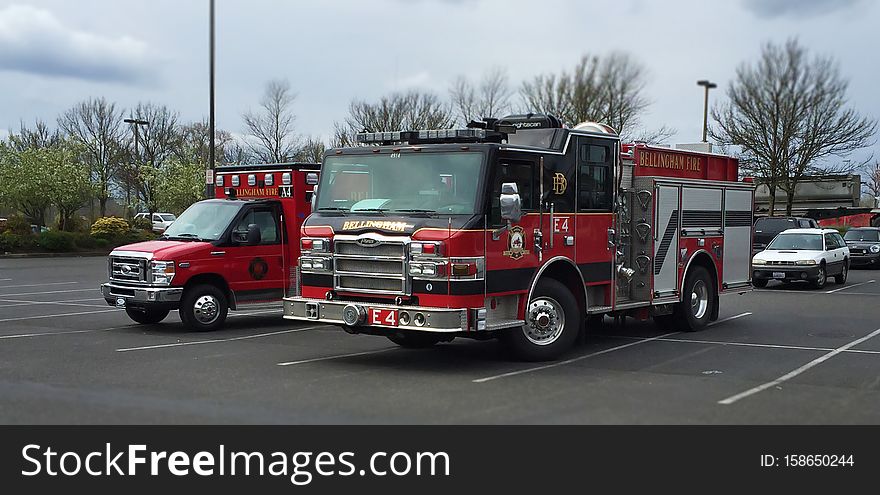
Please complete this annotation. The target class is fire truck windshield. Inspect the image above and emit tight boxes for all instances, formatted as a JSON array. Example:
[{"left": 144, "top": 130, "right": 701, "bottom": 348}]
[
  {"left": 161, "top": 201, "right": 242, "bottom": 241},
  {"left": 316, "top": 151, "right": 484, "bottom": 215}
]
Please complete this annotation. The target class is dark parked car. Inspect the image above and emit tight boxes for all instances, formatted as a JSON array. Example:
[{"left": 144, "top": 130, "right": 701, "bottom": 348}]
[
  {"left": 844, "top": 227, "right": 880, "bottom": 268},
  {"left": 753, "top": 216, "right": 819, "bottom": 252}
]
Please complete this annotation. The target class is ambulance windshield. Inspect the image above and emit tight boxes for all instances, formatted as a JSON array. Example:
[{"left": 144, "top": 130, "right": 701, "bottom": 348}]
[
  {"left": 161, "top": 202, "right": 241, "bottom": 241},
  {"left": 316, "top": 152, "right": 484, "bottom": 215}
]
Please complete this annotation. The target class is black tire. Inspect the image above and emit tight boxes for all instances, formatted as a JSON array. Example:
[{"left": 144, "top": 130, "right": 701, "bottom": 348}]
[
  {"left": 753, "top": 279, "right": 768, "bottom": 288},
  {"left": 386, "top": 331, "right": 445, "bottom": 348},
  {"left": 125, "top": 307, "right": 169, "bottom": 324},
  {"left": 672, "top": 265, "right": 716, "bottom": 332},
  {"left": 834, "top": 260, "right": 849, "bottom": 284},
  {"left": 501, "top": 278, "right": 580, "bottom": 361},
  {"left": 810, "top": 264, "right": 827, "bottom": 290},
  {"left": 179, "top": 284, "right": 228, "bottom": 331}
]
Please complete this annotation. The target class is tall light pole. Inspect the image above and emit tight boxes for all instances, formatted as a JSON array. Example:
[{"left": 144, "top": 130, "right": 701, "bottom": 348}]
[
  {"left": 123, "top": 118, "right": 149, "bottom": 218},
  {"left": 697, "top": 79, "right": 717, "bottom": 143},
  {"left": 207, "top": 0, "right": 216, "bottom": 198}
]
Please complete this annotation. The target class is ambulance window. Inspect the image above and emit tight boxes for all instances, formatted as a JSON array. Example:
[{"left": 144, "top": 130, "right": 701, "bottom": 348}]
[
  {"left": 578, "top": 144, "right": 613, "bottom": 212},
  {"left": 490, "top": 160, "right": 536, "bottom": 226},
  {"left": 233, "top": 208, "right": 279, "bottom": 245}
]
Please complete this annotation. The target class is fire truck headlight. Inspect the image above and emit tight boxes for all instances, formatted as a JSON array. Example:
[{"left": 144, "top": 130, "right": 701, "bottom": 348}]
[
  {"left": 301, "top": 238, "right": 330, "bottom": 253},
  {"left": 411, "top": 242, "right": 442, "bottom": 257},
  {"left": 150, "top": 261, "right": 175, "bottom": 285},
  {"left": 409, "top": 264, "right": 423, "bottom": 276},
  {"left": 301, "top": 257, "right": 330, "bottom": 272}
]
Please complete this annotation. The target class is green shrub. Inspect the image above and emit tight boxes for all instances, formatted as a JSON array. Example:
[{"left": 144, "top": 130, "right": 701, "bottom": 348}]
[
  {"left": 0, "top": 231, "right": 36, "bottom": 252},
  {"left": 90, "top": 216, "right": 130, "bottom": 239},
  {"left": 94, "top": 238, "right": 111, "bottom": 249},
  {"left": 130, "top": 216, "right": 153, "bottom": 232},
  {"left": 121, "top": 229, "right": 156, "bottom": 245},
  {"left": 5, "top": 214, "right": 32, "bottom": 235},
  {"left": 38, "top": 231, "right": 76, "bottom": 251},
  {"left": 72, "top": 233, "right": 98, "bottom": 249}
]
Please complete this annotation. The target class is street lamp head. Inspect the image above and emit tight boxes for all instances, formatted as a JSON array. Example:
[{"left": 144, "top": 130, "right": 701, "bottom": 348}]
[
  {"left": 124, "top": 118, "right": 150, "bottom": 126},
  {"left": 697, "top": 80, "right": 718, "bottom": 89}
]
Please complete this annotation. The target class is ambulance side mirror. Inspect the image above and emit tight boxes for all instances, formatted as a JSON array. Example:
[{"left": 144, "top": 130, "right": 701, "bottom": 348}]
[
  {"left": 246, "top": 224, "right": 262, "bottom": 245},
  {"left": 500, "top": 182, "right": 523, "bottom": 223}
]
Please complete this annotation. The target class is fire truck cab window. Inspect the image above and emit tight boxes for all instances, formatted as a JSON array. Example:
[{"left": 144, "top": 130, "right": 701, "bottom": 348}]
[
  {"left": 490, "top": 161, "right": 535, "bottom": 226},
  {"left": 578, "top": 143, "right": 613, "bottom": 212},
  {"left": 233, "top": 208, "right": 279, "bottom": 245}
]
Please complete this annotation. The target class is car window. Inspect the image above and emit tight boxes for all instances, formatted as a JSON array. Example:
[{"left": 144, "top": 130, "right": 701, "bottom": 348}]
[
  {"left": 844, "top": 229, "right": 880, "bottom": 242},
  {"left": 755, "top": 218, "right": 797, "bottom": 232},
  {"left": 824, "top": 233, "right": 838, "bottom": 250},
  {"left": 834, "top": 233, "right": 847, "bottom": 248},
  {"left": 767, "top": 233, "right": 823, "bottom": 250},
  {"left": 798, "top": 219, "right": 812, "bottom": 228},
  {"left": 234, "top": 208, "right": 279, "bottom": 245}
]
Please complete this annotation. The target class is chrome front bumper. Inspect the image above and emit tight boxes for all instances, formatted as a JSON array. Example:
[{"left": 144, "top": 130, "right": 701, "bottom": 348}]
[
  {"left": 283, "top": 297, "right": 470, "bottom": 333},
  {"left": 101, "top": 282, "right": 183, "bottom": 305}
]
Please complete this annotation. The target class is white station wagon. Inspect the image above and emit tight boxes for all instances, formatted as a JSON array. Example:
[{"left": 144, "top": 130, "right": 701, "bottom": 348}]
[{"left": 752, "top": 228, "right": 849, "bottom": 289}]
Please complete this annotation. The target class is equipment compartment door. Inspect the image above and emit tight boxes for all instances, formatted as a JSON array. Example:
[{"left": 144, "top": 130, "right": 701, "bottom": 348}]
[
  {"left": 653, "top": 185, "right": 680, "bottom": 297},
  {"left": 723, "top": 188, "right": 754, "bottom": 287}
]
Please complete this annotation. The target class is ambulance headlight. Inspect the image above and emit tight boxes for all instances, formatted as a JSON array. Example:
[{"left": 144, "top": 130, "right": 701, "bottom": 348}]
[{"left": 150, "top": 261, "right": 176, "bottom": 285}]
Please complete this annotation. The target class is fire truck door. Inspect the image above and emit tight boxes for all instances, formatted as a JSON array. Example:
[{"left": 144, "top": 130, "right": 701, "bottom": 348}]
[
  {"left": 653, "top": 185, "right": 680, "bottom": 297},
  {"left": 224, "top": 204, "right": 285, "bottom": 305},
  {"left": 574, "top": 138, "right": 616, "bottom": 293}
]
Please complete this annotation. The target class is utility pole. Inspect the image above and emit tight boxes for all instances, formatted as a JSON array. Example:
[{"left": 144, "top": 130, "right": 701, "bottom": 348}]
[
  {"left": 697, "top": 80, "right": 717, "bottom": 143},
  {"left": 207, "top": 0, "right": 216, "bottom": 198},
  {"left": 123, "top": 118, "right": 149, "bottom": 218}
]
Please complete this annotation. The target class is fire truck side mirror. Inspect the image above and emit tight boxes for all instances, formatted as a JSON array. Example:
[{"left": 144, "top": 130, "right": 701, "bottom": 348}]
[
  {"left": 246, "top": 224, "right": 262, "bottom": 245},
  {"left": 310, "top": 184, "right": 318, "bottom": 211},
  {"left": 500, "top": 182, "right": 523, "bottom": 223}
]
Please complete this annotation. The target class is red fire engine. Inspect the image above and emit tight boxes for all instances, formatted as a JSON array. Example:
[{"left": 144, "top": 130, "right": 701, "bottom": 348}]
[
  {"left": 283, "top": 115, "right": 755, "bottom": 360},
  {"left": 101, "top": 162, "right": 319, "bottom": 331}
]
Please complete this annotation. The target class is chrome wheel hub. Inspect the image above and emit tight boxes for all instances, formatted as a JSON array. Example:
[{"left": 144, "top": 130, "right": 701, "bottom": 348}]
[
  {"left": 690, "top": 280, "right": 708, "bottom": 319},
  {"left": 524, "top": 297, "right": 565, "bottom": 346},
  {"left": 193, "top": 295, "right": 220, "bottom": 324}
]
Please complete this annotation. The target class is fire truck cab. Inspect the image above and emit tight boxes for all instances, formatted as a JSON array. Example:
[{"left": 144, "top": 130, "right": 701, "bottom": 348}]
[
  {"left": 283, "top": 115, "right": 754, "bottom": 360},
  {"left": 101, "top": 163, "right": 319, "bottom": 331}
]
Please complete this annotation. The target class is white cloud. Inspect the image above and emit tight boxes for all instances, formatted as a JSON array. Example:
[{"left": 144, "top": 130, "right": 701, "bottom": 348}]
[
  {"left": 0, "top": 4, "right": 157, "bottom": 85},
  {"left": 388, "top": 71, "right": 434, "bottom": 92}
]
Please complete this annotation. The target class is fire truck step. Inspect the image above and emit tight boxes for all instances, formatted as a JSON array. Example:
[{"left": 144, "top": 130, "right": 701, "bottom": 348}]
[
  {"left": 485, "top": 319, "right": 525, "bottom": 331},
  {"left": 587, "top": 305, "right": 613, "bottom": 314}
]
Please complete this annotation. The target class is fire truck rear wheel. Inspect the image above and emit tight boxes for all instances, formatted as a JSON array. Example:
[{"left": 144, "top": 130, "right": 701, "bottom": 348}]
[
  {"left": 503, "top": 278, "right": 580, "bottom": 361},
  {"left": 179, "top": 284, "right": 228, "bottom": 332},
  {"left": 125, "top": 307, "right": 169, "bottom": 324},
  {"left": 386, "top": 331, "right": 445, "bottom": 348},
  {"left": 674, "top": 266, "right": 715, "bottom": 332}
]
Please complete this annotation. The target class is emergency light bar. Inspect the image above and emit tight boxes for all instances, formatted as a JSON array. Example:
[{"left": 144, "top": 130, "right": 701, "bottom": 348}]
[{"left": 356, "top": 128, "right": 507, "bottom": 145}]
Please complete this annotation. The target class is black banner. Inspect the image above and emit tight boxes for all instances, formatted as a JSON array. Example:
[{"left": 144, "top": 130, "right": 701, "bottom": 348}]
[{"left": 1, "top": 426, "right": 876, "bottom": 492}]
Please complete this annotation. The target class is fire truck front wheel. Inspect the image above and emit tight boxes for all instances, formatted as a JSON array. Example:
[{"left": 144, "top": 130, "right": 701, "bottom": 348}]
[
  {"left": 503, "top": 278, "right": 580, "bottom": 361},
  {"left": 179, "top": 284, "right": 228, "bottom": 332},
  {"left": 125, "top": 307, "right": 170, "bottom": 324},
  {"left": 674, "top": 266, "right": 716, "bottom": 332}
]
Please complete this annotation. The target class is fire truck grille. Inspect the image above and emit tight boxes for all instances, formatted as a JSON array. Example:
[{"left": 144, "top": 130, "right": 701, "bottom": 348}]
[
  {"left": 335, "top": 242, "right": 405, "bottom": 258},
  {"left": 333, "top": 239, "right": 407, "bottom": 294},
  {"left": 110, "top": 256, "right": 148, "bottom": 283},
  {"left": 336, "top": 275, "right": 404, "bottom": 293},
  {"left": 335, "top": 258, "right": 404, "bottom": 275}
]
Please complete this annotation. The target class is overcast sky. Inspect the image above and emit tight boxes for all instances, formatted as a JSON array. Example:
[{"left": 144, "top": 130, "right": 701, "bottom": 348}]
[{"left": 0, "top": 0, "right": 877, "bottom": 164}]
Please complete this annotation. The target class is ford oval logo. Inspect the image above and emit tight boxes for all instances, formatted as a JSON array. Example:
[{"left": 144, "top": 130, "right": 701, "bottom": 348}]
[
  {"left": 121, "top": 265, "right": 133, "bottom": 275},
  {"left": 356, "top": 238, "right": 379, "bottom": 247}
]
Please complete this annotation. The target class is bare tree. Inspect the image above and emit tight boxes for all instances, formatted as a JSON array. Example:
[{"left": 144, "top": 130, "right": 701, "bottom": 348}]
[
  {"left": 243, "top": 79, "right": 299, "bottom": 162},
  {"left": 296, "top": 137, "right": 326, "bottom": 163},
  {"left": 58, "top": 97, "right": 126, "bottom": 217},
  {"left": 449, "top": 67, "right": 512, "bottom": 125},
  {"left": 223, "top": 139, "right": 253, "bottom": 165},
  {"left": 520, "top": 52, "right": 672, "bottom": 142},
  {"left": 712, "top": 39, "right": 876, "bottom": 215},
  {"left": 126, "top": 103, "right": 180, "bottom": 213},
  {"left": 866, "top": 160, "right": 880, "bottom": 205},
  {"left": 8, "top": 120, "right": 63, "bottom": 151},
  {"left": 333, "top": 90, "right": 454, "bottom": 147},
  {"left": 175, "top": 121, "right": 234, "bottom": 166}
]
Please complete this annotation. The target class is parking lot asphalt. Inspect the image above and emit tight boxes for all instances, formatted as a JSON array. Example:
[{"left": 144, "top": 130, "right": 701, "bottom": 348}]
[{"left": 1, "top": 256, "right": 879, "bottom": 424}]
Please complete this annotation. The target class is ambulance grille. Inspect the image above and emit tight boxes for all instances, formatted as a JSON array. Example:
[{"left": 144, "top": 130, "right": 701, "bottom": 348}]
[{"left": 110, "top": 256, "right": 148, "bottom": 284}]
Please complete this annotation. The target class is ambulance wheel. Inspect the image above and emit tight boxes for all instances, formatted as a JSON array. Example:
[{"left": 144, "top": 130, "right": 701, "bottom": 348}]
[
  {"left": 125, "top": 307, "right": 169, "bottom": 324},
  {"left": 674, "top": 266, "right": 715, "bottom": 332},
  {"left": 502, "top": 278, "right": 580, "bottom": 361},
  {"left": 386, "top": 331, "right": 445, "bottom": 348},
  {"left": 179, "top": 284, "right": 228, "bottom": 331}
]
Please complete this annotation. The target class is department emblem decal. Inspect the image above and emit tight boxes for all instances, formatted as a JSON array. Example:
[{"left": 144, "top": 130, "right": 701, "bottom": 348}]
[
  {"left": 552, "top": 173, "right": 568, "bottom": 195},
  {"left": 503, "top": 226, "right": 527, "bottom": 260},
  {"left": 249, "top": 257, "right": 269, "bottom": 280}
]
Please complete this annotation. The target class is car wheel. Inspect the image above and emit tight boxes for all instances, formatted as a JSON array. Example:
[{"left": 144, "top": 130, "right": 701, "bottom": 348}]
[
  {"left": 501, "top": 278, "right": 580, "bottom": 361},
  {"left": 386, "top": 331, "right": 445, "bottom": 348},
  {"left": 179, "top": 284, "right": 228, "bottom": 331},
  {"left": 810, "top": 264, "right": 827, "bottom": 289},
  {"left": 753, "top": 279, "right": 768, "bottom": 288},
  {"left": 125, "top": 307, "right": 169, "bottom": 324},
  {"left": 673, "top": 266, "right": 716, "bottom": 332},
  {"left": 834, "top": 261, "right": 849, "bottom": 284}
]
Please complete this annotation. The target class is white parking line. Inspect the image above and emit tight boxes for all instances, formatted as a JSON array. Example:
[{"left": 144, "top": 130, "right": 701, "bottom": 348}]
[
  {"left": 5, "top": 288, "right": 98, "bottom": 297},
  {"left": 116, "top": 324, "right": 326, "bottom": 352},
  {"left": 472, "top": 332, "right": 678, "bottom": 384},
  {"left": 0, "top": 278, "right": 11, "bottom": 282},
  {"left": 598, "top": 334, "right": 880, "bottom": 355},
  {"left": 718, "top": 327, "right": 880, "bottom": 405},
  {"left": 0, "top": 325, "right": 132, "bottom": 340},
  {"left": 0, "top": 281, "right": 80, "bottom": 290},
  {"left": 0, "top": 298, "right": 108, "bottom": 309},
  {"left": 708, "top": 312, "right": 752, "bottom": 326},
  {"left": 0, "top": 308, "right": 120, "bottom": 323},
  {"left": 277, "top": 347, "right": 398, "bottom": 366},
  {"left": 825, "top": 280, "right": 875, "bottom": 294}
]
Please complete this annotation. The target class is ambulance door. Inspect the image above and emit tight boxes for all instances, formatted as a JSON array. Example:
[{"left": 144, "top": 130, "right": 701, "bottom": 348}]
[{"left": 224, "top": 202, "right": 286, "bottom": 305}]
